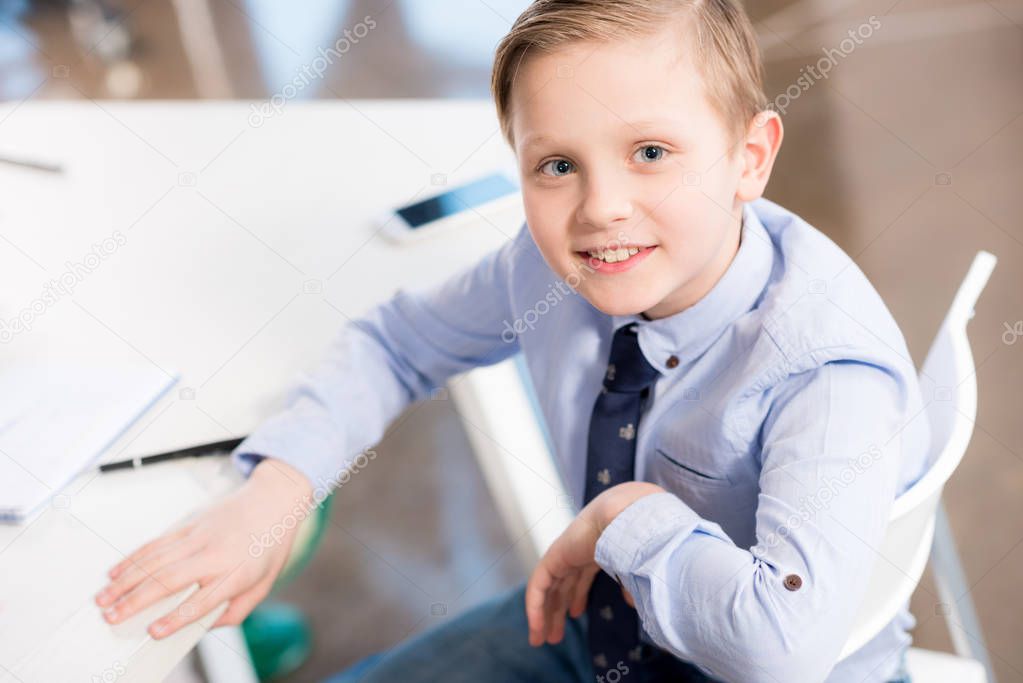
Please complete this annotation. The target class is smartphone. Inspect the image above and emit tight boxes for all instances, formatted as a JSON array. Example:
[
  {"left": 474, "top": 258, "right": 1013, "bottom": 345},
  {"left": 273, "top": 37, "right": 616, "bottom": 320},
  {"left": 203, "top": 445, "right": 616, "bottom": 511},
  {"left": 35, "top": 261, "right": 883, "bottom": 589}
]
[{"left": 376, "top": 172, "right": 520, "bottom": 243}]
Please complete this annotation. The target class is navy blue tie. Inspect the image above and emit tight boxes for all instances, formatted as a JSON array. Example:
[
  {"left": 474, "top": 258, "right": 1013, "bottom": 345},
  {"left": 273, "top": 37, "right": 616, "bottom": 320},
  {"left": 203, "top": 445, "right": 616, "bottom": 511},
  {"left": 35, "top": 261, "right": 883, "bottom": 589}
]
[{"left": 584, "top": 323, "right": 661, "bottom": 679}]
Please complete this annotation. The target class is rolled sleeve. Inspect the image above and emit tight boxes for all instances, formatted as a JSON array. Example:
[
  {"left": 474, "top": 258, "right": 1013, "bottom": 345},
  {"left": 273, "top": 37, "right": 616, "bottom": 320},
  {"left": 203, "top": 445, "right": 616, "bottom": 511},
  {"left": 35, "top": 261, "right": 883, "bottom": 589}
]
[{"left": 594, "top": 491, "right": 702, "bottom": 582}]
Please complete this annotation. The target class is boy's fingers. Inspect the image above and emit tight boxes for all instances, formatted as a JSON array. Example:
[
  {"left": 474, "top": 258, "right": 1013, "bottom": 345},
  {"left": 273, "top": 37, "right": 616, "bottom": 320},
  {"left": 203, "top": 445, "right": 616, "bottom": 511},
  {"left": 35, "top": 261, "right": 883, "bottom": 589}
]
[
  {"left": 210, "top": 574, "right": 274, "bottom": 629},
  {"left": 569, "top": 565, "right": 599, "bottom": 617},
  {"left": 541, "top": 576, "right": 563, "bottom": 645},
  {"left": 525, "top": 568, "right": 553, "bottom": 646},
  {"left": 98, "top": 540, "right": 196, "bottom": 607},
  {"left": 547, "top": 578, "right": 571, "bottom": 644},
  {"left": 102, "top": 560, "right": 204, "bottom": 625},
  {"left": 110, "top": 524, "right": 196, "bottom": 578},
  {"left": 148, "top": 583, "right": 229, "bottom": 639},
  {"left": 109, "top": 523, "right": 196, "bottom": 579}
]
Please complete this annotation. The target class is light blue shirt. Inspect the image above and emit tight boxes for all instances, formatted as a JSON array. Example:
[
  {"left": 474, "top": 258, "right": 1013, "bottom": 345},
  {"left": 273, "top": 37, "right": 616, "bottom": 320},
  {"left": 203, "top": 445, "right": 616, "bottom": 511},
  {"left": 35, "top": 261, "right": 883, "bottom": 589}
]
[{"left": 232, "top": 197, "right": 930, "bottom": 683}]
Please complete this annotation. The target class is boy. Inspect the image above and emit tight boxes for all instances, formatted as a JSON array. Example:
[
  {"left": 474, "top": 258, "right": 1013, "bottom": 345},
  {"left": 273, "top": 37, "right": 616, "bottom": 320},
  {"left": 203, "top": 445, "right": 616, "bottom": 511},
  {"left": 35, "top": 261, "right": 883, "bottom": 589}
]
[{"left": 95, "top": 1, "right": 930, "bottom": 681}]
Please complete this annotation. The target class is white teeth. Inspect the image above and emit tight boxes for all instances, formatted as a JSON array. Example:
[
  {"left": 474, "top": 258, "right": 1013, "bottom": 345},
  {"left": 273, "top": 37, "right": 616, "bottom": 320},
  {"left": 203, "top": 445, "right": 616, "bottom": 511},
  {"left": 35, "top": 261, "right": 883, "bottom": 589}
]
[{"left": 585, "top": 246, "right": 642, "bottom": 263}]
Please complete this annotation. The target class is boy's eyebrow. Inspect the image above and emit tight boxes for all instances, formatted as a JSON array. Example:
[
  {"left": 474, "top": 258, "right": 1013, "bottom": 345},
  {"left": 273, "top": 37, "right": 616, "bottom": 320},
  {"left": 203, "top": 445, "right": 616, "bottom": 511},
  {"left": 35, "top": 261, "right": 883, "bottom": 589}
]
[
  {"left": 521, "top": 134, "right": 555, "bottom": 150},
  {"left": 635, "top": 117, "right": 677, "bottom": 126},
  {"left": 521, "top": 119, "right": 684, "bottom": 150},
  {"left": 625, "top": 118, "right": 687, "bottom": 133}
]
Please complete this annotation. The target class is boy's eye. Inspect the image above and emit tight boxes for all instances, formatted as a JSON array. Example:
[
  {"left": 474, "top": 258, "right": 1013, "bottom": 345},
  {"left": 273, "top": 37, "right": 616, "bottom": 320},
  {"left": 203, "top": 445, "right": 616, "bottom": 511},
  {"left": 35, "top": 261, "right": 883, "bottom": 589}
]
[
  {"left": 633, "top": 145, "right": 666, "bottom": 163},
  {"left": 539, "top": 159, "right": 575, "bottom": 177},
  {"left": 537, "top": 145, "right": 666, "bottom": 176}
]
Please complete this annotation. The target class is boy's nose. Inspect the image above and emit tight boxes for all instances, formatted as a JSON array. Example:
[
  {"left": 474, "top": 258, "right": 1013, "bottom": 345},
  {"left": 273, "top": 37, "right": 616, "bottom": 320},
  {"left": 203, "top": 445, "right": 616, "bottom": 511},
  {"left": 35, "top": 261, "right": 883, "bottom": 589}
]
[{"left": 577, "top": 182, "right": 634, "bottom": 232}]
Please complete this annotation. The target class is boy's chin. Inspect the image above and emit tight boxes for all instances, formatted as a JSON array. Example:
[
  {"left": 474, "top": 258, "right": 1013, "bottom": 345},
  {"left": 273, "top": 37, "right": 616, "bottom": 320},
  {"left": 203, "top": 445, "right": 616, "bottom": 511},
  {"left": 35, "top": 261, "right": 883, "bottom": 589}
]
[{"left": 580, "top": 288, "right": 662, "bottom": 318}]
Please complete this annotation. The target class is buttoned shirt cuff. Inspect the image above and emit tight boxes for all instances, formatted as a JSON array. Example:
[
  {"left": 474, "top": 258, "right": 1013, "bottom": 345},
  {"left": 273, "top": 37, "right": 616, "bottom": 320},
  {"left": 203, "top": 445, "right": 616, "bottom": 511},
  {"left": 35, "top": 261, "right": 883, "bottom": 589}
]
[{"left": 594, "top": 491, "right": 700, "bottom": 584}]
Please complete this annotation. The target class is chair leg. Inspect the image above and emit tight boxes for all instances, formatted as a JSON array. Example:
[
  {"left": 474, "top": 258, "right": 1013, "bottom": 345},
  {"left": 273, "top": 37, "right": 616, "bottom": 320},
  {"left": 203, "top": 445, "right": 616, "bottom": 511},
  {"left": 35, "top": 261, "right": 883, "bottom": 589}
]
[{"left": 930, "top": 500, "right": 996, "bottom": 682}]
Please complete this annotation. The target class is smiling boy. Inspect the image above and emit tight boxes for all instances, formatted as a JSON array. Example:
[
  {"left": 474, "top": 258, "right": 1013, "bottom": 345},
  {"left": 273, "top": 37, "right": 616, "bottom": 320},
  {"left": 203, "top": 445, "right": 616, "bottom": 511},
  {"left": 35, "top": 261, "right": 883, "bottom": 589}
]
[{"left": 95, "top": 1, "right": 930, "bottom": 682}]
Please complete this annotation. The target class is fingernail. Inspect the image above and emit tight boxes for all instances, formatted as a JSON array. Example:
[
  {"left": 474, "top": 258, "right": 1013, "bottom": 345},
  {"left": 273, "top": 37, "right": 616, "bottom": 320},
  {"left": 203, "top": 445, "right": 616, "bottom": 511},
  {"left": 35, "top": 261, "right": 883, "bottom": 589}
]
[
  {"left": 151, "top": 622, "right": 168, "bottom": 637},
  {"left": 103, "top": 606, "right": 118, "bottom": 621},
  {"left": 95, "top": 589, "right": 110, "bottom": 605}
]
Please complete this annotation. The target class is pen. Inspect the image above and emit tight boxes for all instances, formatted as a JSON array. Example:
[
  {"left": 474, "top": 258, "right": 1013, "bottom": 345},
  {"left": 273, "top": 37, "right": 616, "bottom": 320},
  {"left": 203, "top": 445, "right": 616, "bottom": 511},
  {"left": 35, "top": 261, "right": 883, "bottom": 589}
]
[
  {"left": 0, "top": 155, "right": 63, "bottom": 174},
  {"left": 98, "top": 436, "right": 246, "bottom": 472}
]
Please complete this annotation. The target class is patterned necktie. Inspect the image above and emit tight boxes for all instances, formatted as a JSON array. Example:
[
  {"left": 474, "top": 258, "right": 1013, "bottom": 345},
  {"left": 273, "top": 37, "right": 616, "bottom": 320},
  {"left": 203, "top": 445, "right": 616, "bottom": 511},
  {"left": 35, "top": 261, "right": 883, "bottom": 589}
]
[{"left": 584, "top": 322, "right": 661, "bottom": 678}]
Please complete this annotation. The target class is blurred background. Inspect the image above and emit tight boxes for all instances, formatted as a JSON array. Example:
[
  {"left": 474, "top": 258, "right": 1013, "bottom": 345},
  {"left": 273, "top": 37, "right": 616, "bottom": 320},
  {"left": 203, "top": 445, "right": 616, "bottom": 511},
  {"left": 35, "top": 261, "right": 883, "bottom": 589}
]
[{"left": 1, "top": 0, "right": 1021, "bottom": 681}]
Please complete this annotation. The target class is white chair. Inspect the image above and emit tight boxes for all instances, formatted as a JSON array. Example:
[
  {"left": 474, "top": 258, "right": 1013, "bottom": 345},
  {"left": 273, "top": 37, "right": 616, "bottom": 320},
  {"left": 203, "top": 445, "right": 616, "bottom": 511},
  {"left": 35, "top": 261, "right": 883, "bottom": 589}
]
[
  {"left": 837, "top": 251, "right": 997, "bottom": 680},
  {"left": 449, "top": 353, "right": 576, "bottom": 571},
  {"left": 451, "top": 250, "right": 997, "bottom": 683}
]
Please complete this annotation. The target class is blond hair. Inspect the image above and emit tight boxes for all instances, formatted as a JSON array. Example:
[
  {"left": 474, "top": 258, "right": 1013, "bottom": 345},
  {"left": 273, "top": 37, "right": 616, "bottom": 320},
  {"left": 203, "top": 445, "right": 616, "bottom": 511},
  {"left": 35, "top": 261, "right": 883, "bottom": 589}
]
[{"left": 490, "top": 0, "right": 768, "bottom": 154}]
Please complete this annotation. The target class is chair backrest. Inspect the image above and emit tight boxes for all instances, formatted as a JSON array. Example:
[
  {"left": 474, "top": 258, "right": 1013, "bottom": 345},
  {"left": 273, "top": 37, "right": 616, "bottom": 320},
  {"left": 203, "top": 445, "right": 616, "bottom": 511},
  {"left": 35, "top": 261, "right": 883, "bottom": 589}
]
[{"left": 838, "top": 251, "right": 996, "bottom": 660}]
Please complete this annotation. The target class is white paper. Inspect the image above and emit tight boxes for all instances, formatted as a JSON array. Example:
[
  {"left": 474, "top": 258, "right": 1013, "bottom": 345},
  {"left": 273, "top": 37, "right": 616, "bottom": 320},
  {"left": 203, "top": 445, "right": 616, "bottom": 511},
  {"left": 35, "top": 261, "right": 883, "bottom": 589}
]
[{"left": 0, "top": 362, "right": 176, "bottom": 521}]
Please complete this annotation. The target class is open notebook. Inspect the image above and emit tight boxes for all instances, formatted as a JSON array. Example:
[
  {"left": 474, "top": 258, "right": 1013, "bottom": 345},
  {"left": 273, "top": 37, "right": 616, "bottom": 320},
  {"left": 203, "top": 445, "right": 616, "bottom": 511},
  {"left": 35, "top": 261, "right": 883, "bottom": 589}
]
[{"left": 0, "top": 362, "right": 176, "bottom": 523}]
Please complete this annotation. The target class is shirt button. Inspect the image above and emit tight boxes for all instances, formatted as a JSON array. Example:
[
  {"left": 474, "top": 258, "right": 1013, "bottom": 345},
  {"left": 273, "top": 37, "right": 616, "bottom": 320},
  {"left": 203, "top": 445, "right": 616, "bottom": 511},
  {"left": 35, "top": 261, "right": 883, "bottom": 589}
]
[
  {"left": 784, "top": 574, "right": 803, "bottom": 591},
  {"left": 666, "top": 355, "right": 680, "bottom": 369}
]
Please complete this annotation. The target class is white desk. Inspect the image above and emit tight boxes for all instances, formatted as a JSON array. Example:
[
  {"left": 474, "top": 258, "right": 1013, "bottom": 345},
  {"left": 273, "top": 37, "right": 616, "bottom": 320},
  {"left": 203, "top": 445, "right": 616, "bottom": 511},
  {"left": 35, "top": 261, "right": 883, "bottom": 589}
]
[{"left": 0, "top": 100, "right": 521, "bottom": 682}]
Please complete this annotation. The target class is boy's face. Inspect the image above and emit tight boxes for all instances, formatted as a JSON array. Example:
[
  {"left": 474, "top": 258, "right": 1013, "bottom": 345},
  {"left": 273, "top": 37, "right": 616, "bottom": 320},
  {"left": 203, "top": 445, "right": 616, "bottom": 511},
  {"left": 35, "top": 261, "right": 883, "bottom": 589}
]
[{"left": 509, "top": 27, "right": 777, "bottom": 320}]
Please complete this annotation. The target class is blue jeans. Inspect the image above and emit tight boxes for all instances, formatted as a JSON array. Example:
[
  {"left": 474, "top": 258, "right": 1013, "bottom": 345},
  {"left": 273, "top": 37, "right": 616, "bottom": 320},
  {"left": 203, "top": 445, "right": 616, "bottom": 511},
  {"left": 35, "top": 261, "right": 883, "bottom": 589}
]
[
  {"left": 324, "top": 581, "right": 913, "bottom": 683},
  {"left": 325, "top": 581, "right": 723, "bottom": 683}
]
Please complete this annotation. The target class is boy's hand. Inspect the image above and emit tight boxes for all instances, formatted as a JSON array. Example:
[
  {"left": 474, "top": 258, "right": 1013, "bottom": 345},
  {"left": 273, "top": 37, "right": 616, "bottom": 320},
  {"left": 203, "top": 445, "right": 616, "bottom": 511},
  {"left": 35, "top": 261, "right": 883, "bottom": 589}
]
[
  {"left": 525, "top": 482, "right": 663, "bottom": 646},
  {"left": 94, "top": 458, "right": 315, "bottom": 639}
]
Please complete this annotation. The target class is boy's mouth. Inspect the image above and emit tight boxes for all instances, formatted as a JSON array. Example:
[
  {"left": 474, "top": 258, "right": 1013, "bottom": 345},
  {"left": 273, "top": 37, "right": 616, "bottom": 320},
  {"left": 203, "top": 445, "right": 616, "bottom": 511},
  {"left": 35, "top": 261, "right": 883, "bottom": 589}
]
[{"left": 575, "top": 245, "right": 656, "bottom": 273}]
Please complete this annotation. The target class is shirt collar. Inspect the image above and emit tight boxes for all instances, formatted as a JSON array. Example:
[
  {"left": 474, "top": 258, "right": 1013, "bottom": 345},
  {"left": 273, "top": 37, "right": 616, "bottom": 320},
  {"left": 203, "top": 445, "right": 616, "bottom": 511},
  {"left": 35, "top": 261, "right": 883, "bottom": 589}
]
[{"left": 611, "top": 201, "right": 775, "bottom": 374}]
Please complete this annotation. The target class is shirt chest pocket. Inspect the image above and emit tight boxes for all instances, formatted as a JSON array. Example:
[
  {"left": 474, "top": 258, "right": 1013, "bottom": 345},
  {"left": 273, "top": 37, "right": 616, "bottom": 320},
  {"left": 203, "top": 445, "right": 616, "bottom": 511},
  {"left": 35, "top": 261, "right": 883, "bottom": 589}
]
[
  {"left": 645, "top": 433, "right": 760, "bottom": 548},
  {"left": 645, "top": 420, "right": 746, "bottom": 494},
  {"left": 645, "top": 410, "right": 751, "bottom": 488},
  {"left": 651, "top": 446, "right": 734, "bottom": 489}
]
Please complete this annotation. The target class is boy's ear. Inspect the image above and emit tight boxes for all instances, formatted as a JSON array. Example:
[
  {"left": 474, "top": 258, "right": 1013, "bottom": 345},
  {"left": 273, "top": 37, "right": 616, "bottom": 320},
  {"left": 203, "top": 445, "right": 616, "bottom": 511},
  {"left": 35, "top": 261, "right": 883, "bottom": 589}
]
[{"left": 735, "top": 109, "right": 783, "bottom": 203}]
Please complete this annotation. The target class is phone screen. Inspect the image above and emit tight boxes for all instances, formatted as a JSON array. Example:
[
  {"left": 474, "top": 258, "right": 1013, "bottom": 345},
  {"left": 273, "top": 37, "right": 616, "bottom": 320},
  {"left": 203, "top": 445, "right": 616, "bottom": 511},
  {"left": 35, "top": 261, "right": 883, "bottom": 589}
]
[{"left": 398, "top": 174, "right": 518, "bottom": 229}]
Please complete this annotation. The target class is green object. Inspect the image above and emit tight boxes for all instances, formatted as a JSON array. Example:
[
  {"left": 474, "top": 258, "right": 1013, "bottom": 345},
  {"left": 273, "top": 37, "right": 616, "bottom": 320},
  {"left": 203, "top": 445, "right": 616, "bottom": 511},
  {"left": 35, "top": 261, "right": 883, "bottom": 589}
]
[
  {"left": 241, "top": 493, "right": 335, "bottom": 681},
  {"left": 242, "top": 602, "right": 312, "bottom": 681},
  {"left": 276, "top": 492, "right": 335, "bottom": 587}
]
